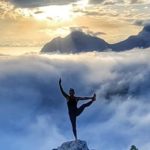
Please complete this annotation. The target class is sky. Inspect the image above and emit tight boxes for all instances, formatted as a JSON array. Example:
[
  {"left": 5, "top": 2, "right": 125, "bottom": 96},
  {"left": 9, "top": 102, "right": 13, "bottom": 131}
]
[
  {"left": 1, "top": 1, "right": 150, "bottom": 150},
  {"left": 0, "top": 49, "right": 150, "bottom": 150},
  {"left": 0, "top": 0, "right": 150, "bottom": 47}
]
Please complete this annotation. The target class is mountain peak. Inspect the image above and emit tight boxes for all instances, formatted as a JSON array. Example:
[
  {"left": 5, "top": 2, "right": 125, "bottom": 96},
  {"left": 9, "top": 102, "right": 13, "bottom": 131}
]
[
  {"left": 41, "top": 30, "right": 109, "bottom": 53},
  {"left": 52, "top": 140, "right": 90, "bottom": 150},
  {"left": 143, "top": 24, "right": 150, "bottom": 32}
]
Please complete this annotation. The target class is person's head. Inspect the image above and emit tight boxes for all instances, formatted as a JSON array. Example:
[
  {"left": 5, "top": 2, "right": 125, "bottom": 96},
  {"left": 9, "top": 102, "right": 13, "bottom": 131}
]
[{"left": 69, "top": 88, "right": 75, "bottom": 96}]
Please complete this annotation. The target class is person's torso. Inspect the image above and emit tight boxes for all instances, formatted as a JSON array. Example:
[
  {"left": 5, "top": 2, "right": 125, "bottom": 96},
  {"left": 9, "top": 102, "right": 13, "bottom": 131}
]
[{"left": 67, "top": 96, "right": 78, "bottom": 112}]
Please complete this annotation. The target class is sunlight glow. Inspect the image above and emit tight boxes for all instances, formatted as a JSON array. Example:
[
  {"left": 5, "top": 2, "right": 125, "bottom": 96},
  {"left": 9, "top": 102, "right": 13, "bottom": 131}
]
[
  {"left": 76, "top": 0, "right": 89, "bottom": 8},
  {"left": 32, "top": 5, "right": 73, "bottom": 21}
]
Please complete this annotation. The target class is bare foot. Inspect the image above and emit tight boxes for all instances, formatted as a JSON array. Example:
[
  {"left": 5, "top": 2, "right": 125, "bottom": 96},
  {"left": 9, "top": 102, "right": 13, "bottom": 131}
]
[{"left": 92, "top": 93, "right": 96, "bottom": 101}]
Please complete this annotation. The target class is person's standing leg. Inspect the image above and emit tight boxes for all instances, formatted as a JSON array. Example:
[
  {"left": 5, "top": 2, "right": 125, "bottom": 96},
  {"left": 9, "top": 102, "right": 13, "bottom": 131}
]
[{"left": 69, "top": 113, "right": 77, "bottom": 140}]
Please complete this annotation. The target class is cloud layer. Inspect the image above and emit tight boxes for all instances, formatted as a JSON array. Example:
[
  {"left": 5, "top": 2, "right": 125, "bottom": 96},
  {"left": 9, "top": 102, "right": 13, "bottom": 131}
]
[
  {"left": 9, "top": 0, "right": 76, "bottom": 8},
  {"left": 89, "top": 0, "right": 149, "bottom": 4},
  {"left": 0, "top": 49, "right": 150, "bottom": 150}
]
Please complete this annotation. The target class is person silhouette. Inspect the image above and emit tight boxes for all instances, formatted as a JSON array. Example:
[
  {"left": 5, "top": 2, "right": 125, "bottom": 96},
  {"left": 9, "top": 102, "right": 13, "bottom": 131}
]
[{"left": 59, "top": 78, "right": 96, "bottom": 140}]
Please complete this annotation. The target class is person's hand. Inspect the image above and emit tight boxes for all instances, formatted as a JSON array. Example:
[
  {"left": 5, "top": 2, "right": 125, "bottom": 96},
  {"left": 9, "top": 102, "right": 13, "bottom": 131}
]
[{"left": 59, "top": 78, "right": 62, "bottom": 84}]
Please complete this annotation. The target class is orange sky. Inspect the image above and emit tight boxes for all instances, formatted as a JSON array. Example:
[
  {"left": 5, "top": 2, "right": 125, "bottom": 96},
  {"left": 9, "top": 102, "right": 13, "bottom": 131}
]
[{"left": 0, "top": 0, "right": 149, "bottom": 47}]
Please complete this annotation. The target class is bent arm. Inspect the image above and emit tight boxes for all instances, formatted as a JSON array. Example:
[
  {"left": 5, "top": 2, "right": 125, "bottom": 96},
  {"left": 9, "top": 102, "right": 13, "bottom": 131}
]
[{"left": 59, "top": 80, "right": 69, "bottom": 100}]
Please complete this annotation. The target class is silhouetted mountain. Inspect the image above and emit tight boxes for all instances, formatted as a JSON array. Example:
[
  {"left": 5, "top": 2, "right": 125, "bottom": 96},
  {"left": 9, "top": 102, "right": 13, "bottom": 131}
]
[
  {"left": 111, "top": 24, "right": 150, "bottom": 51},
  {"left": 41, "top": 30, "right": 109, "bottom": 53},
  {"left": 41, "top": 25, "right": 150, "bottom": 53}
]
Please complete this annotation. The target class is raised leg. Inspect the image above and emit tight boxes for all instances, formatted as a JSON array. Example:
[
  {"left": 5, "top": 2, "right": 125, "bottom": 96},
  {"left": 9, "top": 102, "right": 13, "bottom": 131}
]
[{"left": 76, "top": 100, "right": 93, "bottom": 116}]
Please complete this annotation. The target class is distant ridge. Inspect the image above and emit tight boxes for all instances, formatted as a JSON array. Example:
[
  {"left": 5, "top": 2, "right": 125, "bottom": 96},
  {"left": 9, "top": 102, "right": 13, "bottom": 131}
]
[
  {"left": 111, "top": 24, "right": 150, "bottom": 51},
  {"left": 41, "top": 25, "right": 150, "bottom": 53}
]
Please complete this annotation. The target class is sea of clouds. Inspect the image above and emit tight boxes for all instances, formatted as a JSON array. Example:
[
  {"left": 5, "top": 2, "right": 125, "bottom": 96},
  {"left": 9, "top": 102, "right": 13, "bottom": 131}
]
[{"left": 0, "top": 48, "right": 150, "bottom": 150}]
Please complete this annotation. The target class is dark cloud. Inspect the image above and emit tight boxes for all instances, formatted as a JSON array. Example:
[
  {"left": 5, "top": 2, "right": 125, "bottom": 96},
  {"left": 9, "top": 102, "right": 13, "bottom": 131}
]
[
  {"left": 73, "top": 8, "right": 119, "bottom": 17},
  {"left": 34, "top": 10, "right": 44, "bottom": 14},
  {"left": 89, "top": 0, "right": 105, "bottom": 4},
  {"left": 89, "top": 0, "right": 119, "bottom": 5},
  {"left": 133, "top": 20, "right": 145, "bottom": 26},
  {"left": 128, "top": 0, "right": 146, "bottom": 4},
  {"left": 73, "top": 9, "right": 100, "bottom": 16},
  {"left": 9, "top": 0, "right": 77, "bottom": 8},
  {"left": 130, "top": 0, "right": 139, "bottom": 3},
  {"left": 133, "top": 19, "right": 150, "bottom": 26},
  {"left": 0, "top": 49, "right": 150, "bottom": 150},
  {"left": 46, "top": 16, "right": 53, "bottom": 20},
  {"left": 69, "top": 26, "right": 106, "bottom": 37},
  {"left": 103, "top": 1, "right": 116, "bottom": 5}
]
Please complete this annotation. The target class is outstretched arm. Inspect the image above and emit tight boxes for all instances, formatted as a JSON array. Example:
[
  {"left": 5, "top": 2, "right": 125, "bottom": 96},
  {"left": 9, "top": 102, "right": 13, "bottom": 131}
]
[
  {"left": 59, "top": 78, "right": 69, "bottom": 100},
  {"left": 77, "top": 93, "right": 96, "bottom": 101},
  {"left": 76, "top": 96, "right": 93, "bottom": 101}
]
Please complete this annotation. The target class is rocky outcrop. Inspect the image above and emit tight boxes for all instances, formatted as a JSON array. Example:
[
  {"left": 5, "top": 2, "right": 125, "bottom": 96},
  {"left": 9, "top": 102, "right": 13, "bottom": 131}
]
[{"left": 52, "top": 140, "right": 90, "bottom": 150}]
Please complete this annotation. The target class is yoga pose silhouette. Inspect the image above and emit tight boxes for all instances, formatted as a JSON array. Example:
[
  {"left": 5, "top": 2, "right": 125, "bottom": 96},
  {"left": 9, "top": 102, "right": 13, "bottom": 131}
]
[{"left": 59, "top": 78, "right": 96, "bottom": 140}]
